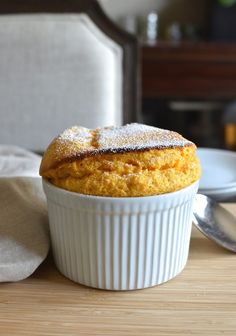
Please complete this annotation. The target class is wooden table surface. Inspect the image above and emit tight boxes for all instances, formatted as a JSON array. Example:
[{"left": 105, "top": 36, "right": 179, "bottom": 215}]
[{"left": 0, "top": 204, "right": 236, "bottom": 336}]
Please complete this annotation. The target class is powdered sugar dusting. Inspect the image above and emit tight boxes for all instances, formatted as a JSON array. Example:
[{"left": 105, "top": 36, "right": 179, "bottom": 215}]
[
  {"left": 54, "top": 123, "right": 193, "bottom": 162},
  {"left": 52, "top": 126, "right": 94, "bottom": 160},
  {"left": 59, "top": 126, "right": 92, "bottom": 143},
  {"left": 97, "top": 123, "right": 192, "bottom": 151}
]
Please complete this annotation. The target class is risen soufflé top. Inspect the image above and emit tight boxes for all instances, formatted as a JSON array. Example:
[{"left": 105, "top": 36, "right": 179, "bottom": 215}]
[{"left": 39, "top": 123, "right": 201, "bottom": 197}]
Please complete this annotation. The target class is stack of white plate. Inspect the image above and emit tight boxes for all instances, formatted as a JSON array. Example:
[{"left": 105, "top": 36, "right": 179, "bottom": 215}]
[{"left": 197, "top": 148, "right": 236, "bottom": 202}]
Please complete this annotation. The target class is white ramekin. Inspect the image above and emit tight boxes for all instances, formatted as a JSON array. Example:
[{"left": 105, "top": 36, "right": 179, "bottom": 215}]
[{"left": 43, "top": 179, "right": 199, "bottom": 290}]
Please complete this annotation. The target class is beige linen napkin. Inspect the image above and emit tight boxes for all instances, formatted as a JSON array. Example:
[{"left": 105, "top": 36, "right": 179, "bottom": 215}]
[{"left": 0, "top": 146, "right": 49, "bottom": 282}]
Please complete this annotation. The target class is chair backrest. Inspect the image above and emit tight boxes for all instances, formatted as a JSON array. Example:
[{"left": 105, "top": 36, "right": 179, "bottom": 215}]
[{"left": 0, "top": 0, "right": 139, "bottom": 152}]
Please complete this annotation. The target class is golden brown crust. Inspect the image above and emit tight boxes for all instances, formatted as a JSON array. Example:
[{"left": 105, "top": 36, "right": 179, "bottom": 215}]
[
  {"left": 39, "top": 124, "right": 193, "bottom": 176},
  {"left": 39, "top": 124, "right": 201, "bottom": 197}
]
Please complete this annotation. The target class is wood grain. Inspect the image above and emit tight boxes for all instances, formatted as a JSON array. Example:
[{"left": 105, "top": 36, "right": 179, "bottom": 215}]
[
  {"left": 0, "top": 204, "right": 235, "bottom": 336},
  {"left": 142, "top": 42, "right": 236, "bottom": 99}
]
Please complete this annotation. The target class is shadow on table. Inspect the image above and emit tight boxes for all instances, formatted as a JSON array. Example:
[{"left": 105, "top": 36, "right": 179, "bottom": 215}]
[
  {"left": 190, "top": 230, "right": 233, "bottom": 261},
  {"left": 31, "top": 252, "right": 71, "bottom": 285}
]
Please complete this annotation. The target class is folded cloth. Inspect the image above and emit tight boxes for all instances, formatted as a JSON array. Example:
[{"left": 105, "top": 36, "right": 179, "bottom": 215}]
[{"left": 0, "top": 145, "right": 49, "bottom": 282}]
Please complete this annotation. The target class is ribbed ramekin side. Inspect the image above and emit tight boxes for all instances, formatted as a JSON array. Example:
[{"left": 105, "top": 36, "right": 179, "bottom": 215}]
[
  {"left": 44, "top": 180, "right": 198, "bottom": 290},
  {"left": 47, "top": 200, "right": 194, "bottom": 290}
]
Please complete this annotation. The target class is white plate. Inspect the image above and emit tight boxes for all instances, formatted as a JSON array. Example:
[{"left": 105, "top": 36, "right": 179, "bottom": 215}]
[
  {"left": 199, "top": 184, "right": 236, "bottom": 202},
  {"left": 198, "top": 187, "right": 236, "bottom": 202},
  {"left": 197, "top": 148, "right": 236, "bottom": 190}
]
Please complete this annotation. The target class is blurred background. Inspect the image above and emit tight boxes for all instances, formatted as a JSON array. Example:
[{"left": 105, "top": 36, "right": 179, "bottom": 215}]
[
  {"left": 100, "top": 0, "right": 236, "bottom": 151},
  {"left": 100, "top": 0, "right": 207, "bottom": 40}
]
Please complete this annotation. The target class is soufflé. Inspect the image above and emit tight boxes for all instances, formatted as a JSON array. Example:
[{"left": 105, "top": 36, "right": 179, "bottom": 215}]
[{"left": 40, "top": 123, "right": 201, "bottom": 197}]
